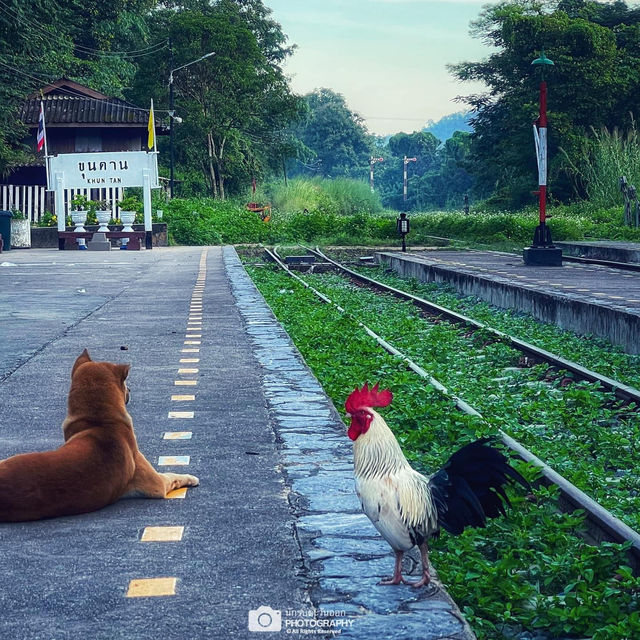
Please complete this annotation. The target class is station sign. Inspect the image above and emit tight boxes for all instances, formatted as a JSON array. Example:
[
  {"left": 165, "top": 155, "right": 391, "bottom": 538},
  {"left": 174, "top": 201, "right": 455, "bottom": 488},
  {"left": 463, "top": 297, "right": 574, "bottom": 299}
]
[{"left": 47, "top": 151, "right": 159, "bottom": 189}]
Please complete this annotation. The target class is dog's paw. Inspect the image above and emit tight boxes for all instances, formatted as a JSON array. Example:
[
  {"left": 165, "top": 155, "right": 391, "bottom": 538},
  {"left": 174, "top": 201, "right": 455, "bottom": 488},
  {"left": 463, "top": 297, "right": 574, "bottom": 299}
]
[{"left": 183, "top": 474, "right": 199, "bottom": 487}]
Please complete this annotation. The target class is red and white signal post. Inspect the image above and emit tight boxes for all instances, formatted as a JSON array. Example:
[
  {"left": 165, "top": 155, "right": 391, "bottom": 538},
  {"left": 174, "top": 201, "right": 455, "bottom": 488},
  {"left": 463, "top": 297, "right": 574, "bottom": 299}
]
[{"left": 524, "top": 49, "right": 562, "bottom": 266}]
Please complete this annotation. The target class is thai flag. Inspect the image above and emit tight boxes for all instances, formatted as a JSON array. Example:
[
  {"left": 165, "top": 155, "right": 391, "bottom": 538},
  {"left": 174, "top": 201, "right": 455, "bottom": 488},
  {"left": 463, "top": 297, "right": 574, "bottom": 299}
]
[{"left": 36, "top": 101, "right": 45, "bottom": 152}]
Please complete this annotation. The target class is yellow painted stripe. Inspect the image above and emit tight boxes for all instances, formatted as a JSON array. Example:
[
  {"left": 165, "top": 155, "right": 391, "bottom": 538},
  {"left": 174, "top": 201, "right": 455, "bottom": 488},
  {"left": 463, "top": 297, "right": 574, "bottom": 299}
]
[
  {"left": 163, "top": 431, "right": 193, "bottom": 440},
  {"left": 181, "top": 348, "right": 200, "bottom": 353},
  {"left": 141, "top": 526, "right": 184, "bottom": 542},
  {"left": 158, "top": 455, "right": 190, "bottom": 465},
  {"left": 126, "top": 578, "right": 177, "bottom": 597},
  {"left": 185, "top": 334, "right": 202, "bottom": 339},
  {"left": 178, "top": 368, "right": 199, "bottom": 374},
  {"left": 168, "top": 411, "right": 194, "bottom": 418},
  {"left": 179, "top": 358, "right": 199, "bottom": 363},
  {"left": 175, "top": 380, "right": 197, "bottom": 385},
  {"left": 172, "top": 394, "right": 195, "bottom": 401},
  {"left": 184, "top": 340, "right": 201, "bottom": 345}
]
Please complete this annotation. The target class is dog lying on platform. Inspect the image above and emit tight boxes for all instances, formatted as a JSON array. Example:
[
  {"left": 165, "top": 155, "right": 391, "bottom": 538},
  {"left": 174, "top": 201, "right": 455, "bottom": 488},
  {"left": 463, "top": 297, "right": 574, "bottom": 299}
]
[{"left": 0, "top": 349, "right": 199, "bottom": 522}]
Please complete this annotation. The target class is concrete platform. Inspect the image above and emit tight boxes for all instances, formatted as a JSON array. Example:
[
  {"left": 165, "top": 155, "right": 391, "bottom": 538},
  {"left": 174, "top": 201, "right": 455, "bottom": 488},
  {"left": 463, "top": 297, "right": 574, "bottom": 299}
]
[
  {"left": 0, "top": 247, "right": 472, "bottom": 640},
  {"left": 376, "top": 249, "right": 640, "bottom": 354},
  {"left": 556, "top": 240, "right": 640, "bottom": 263}
]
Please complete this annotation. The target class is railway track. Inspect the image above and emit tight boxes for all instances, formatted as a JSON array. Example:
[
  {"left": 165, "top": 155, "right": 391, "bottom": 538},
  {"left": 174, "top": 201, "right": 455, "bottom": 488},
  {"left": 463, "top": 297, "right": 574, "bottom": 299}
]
[{"left": 263, "top": 245, "right": 640, "bottom": 571}]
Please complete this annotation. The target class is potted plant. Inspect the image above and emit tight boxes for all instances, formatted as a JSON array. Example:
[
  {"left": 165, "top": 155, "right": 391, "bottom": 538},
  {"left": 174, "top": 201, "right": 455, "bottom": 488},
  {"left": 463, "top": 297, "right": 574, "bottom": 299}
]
[
  {"left": 10, "top": 209, "right": 31, "bottom": 248},
  {"left": 92, "top": 199, "right": 112, "bottom": 233},
  {"left": 118, "top": 195, "right": 142, "bottom": 248},
  {"left": 70, "top": 194, "right": 89, "bottom": 249}
]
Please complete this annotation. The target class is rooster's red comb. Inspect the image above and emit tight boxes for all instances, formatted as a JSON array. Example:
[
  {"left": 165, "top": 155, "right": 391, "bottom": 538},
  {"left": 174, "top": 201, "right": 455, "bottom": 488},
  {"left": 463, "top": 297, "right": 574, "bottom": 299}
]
[{"left": 345, "top": 383, "right": 393, "bottom": 413}]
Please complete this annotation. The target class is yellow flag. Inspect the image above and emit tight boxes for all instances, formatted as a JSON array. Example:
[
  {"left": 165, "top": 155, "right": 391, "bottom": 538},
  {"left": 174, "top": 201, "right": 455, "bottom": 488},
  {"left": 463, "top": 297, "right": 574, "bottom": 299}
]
[{"left": 147, "top": 99, "right": 155, "bottom": 150}]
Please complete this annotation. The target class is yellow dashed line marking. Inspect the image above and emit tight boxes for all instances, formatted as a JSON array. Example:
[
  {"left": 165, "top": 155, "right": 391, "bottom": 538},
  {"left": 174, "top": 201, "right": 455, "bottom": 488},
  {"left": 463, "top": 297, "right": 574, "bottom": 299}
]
[
  {"left": 628, "top": 299, "right": 640, "bottom": 302},
  {"left": 126, "top": 578, "right": 177, "bottom": 597},
  {"left": 181, "top": 348, "right": 200, "bottom": 353},
  {"left": 178, "top": 368, "right": 198, "bottom": 374},
  {"left": 577, "top": 288, "right": 590, "bottom": 292},
  {"left": 168, "top": 411, "right": 194, "bottom": 419},
  {"left": 184, "top": 340, "right": 201, "bottom": 345},
  {"left": 608, "top": 296, "right": 624, "bottom": 299},
  {"left": 180, "top": 358, "right": 199, "bottom": 363},
  {"left": 171, "top": 395, "right": 195, "bottom": 401},
  {"left": 158, "top": 455, "right": 190, "bottom": 465},
  {"left": 593, "top": 293, "right": 607, "bottom": 296},
  {"left": 163, "top": 431, "right": 193, "bottom": 440},
  {"left": 185, "top": 334, "right": 201, "bottom": 339},
  {"left": 175, "top": 379, "right": 197, "bottom": 385},
  {"left": 141, "top": 527, "right": 184, "bottom": 542}
]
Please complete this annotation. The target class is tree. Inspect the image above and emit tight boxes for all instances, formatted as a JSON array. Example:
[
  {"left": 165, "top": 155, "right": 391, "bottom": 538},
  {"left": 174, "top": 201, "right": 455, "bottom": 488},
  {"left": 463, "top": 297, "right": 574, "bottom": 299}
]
[
  {"left": 0, "top": 0, "right": 155, "bottom": 174},
  {"left": 289, "top": 89, "right": 372, "bottom": 178},
  {"left": 450, "top": 0, "right": 640, "bottom": 206},
  {"left": 128, "top": 0, "right": 301, "bottom": 198}
]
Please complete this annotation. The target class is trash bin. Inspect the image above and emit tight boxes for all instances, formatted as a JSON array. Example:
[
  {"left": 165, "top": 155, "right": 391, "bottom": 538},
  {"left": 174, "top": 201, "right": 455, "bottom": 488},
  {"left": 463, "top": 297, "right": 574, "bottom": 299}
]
[{"left": 0, "top": 210, "right": 12, "bottom": 252}]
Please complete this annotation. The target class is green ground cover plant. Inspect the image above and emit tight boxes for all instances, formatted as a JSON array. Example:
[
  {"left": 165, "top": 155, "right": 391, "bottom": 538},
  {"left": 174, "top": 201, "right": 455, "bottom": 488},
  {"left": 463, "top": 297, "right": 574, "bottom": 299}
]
[
  {"left": 350, "top": 263, "right": 640, "bottom": 390},
  {"left": 246, "top": 263, "right": 640, "bottom": 640},
  {"left": 161, "top": 189, "right": 640, "bottom": 247},
  {"left": 282, "top": 270, "right": 640, "bottom": 531}
]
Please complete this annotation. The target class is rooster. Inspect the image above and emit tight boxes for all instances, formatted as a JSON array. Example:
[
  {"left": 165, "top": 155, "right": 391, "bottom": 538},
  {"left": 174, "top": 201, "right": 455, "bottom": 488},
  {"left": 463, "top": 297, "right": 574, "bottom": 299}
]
[{"left": 346, "top": 383, "right": 529, "bottom": 587}]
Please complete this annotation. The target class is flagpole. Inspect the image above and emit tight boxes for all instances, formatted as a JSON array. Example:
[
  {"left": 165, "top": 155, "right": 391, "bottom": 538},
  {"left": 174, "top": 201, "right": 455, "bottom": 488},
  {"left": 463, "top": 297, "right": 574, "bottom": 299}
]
[
  {"left": 40, "top": 99, "right": 50, "bottom": 190},
  {"left": 151, "top": 98, "right": 157, "bottom": 153}
]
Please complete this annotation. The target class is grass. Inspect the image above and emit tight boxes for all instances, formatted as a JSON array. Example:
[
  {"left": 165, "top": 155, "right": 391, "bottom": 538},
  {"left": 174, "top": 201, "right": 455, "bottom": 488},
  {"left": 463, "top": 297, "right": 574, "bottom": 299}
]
[{"left": 245, "top": 262, "right": 640, "bottom": 640}]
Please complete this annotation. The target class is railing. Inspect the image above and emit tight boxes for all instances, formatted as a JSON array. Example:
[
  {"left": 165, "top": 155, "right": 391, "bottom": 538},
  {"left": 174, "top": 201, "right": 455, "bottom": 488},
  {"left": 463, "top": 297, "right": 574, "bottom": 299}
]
[{"left": 0, "top": 185, "right": 125, "bottom": 223}]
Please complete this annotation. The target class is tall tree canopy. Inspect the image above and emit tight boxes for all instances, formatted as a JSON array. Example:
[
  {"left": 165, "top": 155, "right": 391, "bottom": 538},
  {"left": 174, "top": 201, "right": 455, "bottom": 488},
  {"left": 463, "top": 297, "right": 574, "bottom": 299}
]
[
  {"left": 288, "top": 88, "right": 372, "bottom": 179},
  {"left": 451, "top": 0, "right": 640, "bottom": 206},
  {"left": 0, "top": 0, "right": 155, "bottom": 174}
]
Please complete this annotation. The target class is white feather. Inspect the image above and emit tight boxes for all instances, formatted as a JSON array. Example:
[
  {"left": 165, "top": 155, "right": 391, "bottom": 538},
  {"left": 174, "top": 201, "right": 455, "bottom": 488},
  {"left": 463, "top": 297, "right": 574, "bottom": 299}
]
[{"left": 353, "top": 410, "right": 438, "bottom": 551}]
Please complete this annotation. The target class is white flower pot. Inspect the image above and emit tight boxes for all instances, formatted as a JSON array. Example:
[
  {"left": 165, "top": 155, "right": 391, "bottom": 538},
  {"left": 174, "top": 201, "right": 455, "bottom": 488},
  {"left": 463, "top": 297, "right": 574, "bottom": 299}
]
[
  {"left": 120, "top": 211, "right": 136, "bottom": 233},
  {"left": 10, "top": 218, "right": 31, "bottom": 248},
  {"left": 96, "top": 210, "right": 111, "bottom": 233}
]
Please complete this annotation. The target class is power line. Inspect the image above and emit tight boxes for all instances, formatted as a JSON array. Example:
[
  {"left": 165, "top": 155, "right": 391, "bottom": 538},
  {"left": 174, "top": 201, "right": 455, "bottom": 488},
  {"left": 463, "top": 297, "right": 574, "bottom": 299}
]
[
  {"left": 0, "top": 59, "right": 169, "bottom": 114},
  {"left": 0, "top": 1, "right": 167, "bottom": 58}
]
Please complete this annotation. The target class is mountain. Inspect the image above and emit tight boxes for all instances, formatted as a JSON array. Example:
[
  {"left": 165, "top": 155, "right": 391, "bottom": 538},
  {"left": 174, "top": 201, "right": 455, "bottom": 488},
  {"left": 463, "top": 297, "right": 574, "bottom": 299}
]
[{"left": 423, "top": 111, "right": 472, "bottom": 142}]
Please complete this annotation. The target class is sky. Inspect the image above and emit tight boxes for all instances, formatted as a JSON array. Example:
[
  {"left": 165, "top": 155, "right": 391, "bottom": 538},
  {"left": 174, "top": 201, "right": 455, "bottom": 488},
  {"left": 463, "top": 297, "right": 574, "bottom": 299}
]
[{"left": 264, "top": 0, "right": 495, "bottom": 136}]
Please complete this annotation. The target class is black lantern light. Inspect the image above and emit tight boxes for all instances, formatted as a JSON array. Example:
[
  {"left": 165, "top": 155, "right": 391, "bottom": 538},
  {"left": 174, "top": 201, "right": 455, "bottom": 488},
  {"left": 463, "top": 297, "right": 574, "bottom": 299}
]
[{"left": 396, "top": 212, "right": 410, "bottom": 252}]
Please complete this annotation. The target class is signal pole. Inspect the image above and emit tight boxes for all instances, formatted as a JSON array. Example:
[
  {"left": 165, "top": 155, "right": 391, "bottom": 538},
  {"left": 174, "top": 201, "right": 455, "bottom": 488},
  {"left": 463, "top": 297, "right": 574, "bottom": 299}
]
[
  {"left": 524, "top": 49, "right": 562, "bottom": 266},
  {"left": 403, "top": 156, "right": 417, "bottom": 206},
  {"left": 370, "top": 157, "right": 383, "bottom": 192}
]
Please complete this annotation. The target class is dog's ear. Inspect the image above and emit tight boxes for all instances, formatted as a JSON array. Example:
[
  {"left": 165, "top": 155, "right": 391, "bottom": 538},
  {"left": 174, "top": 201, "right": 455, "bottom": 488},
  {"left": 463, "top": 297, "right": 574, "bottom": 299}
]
[
  {"left": 72, "top": 349, "right": 92, "bottom": 377},
  {"left": 116, "top": 364, "right": 131, "bottom": 382}
]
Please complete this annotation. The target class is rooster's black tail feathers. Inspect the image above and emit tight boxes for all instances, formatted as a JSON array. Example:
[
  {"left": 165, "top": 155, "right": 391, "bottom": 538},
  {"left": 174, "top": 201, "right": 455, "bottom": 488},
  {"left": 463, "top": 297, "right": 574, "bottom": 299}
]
[{"left": 429, "top": 438, "right": 530, "bottom": 536}]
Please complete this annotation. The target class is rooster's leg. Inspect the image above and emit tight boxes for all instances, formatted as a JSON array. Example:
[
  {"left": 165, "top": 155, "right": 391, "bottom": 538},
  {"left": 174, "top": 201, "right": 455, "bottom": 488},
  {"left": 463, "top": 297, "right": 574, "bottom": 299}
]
[
  {"left": 405, "top": 543, "right": 431, "bottom": 588},
  {"left": 378, "top": 550, "right": 405, "bottom": 585}
]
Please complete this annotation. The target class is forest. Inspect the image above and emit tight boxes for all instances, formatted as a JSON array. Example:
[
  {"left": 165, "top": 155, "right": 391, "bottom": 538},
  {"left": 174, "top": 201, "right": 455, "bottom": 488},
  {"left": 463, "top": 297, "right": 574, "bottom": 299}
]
[{"left": 3, "top": 0, "right": 640, "bottom": 213}]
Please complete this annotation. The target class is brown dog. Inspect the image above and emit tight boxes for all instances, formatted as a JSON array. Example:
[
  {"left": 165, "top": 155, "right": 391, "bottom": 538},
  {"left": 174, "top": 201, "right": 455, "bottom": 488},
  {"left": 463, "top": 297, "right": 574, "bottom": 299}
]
[{"left": 0, "top": 349, "right": 199, "bottom": 522}]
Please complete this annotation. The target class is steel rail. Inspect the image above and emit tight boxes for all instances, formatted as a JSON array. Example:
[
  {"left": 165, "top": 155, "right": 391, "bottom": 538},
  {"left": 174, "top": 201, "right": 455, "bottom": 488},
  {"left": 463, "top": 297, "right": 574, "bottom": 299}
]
[
  {"left": 263, "top": 246, "right": 640, "bottom": 569},
  {"left": 308, "top": 246, "right": 640, "bottom": 406}
]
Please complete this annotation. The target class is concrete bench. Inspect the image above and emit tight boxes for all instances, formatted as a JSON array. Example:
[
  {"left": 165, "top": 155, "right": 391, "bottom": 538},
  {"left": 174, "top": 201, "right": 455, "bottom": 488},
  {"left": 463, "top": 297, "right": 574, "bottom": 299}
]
[{"left": 58, "top": 231, "right": 146, "bottom": 250}]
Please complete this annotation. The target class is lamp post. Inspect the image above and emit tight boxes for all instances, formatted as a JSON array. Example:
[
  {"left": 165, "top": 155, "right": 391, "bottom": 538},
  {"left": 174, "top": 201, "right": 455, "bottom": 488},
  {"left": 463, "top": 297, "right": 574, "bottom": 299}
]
[
  {"left": 396, "top": 212, "right": 410, "bottom": 252},
  {"left": 523, "top": 48, "right": 562, "bottom": 266},
  {"left": 370, "top": 156, "right": 383, "bottom": 192},
  {"left": 169, "top": 50, "right": 216, "bottom": 198}
]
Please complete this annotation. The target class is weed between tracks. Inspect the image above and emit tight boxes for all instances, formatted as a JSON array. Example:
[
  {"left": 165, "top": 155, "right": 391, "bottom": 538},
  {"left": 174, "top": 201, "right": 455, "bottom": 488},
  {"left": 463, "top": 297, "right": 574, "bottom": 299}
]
[{"left": 245, "top": 262, "right": 640, "bottom": 640}]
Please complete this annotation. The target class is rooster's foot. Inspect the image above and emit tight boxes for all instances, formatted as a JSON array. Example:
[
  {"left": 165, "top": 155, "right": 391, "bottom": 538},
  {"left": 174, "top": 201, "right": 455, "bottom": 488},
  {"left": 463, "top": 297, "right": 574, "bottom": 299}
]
[
  {"left": 404, "top": 571, "right": 432, "bottom": 588},
  {"left": 378, "top": 575, "right": 404, "bottom": 585}
]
